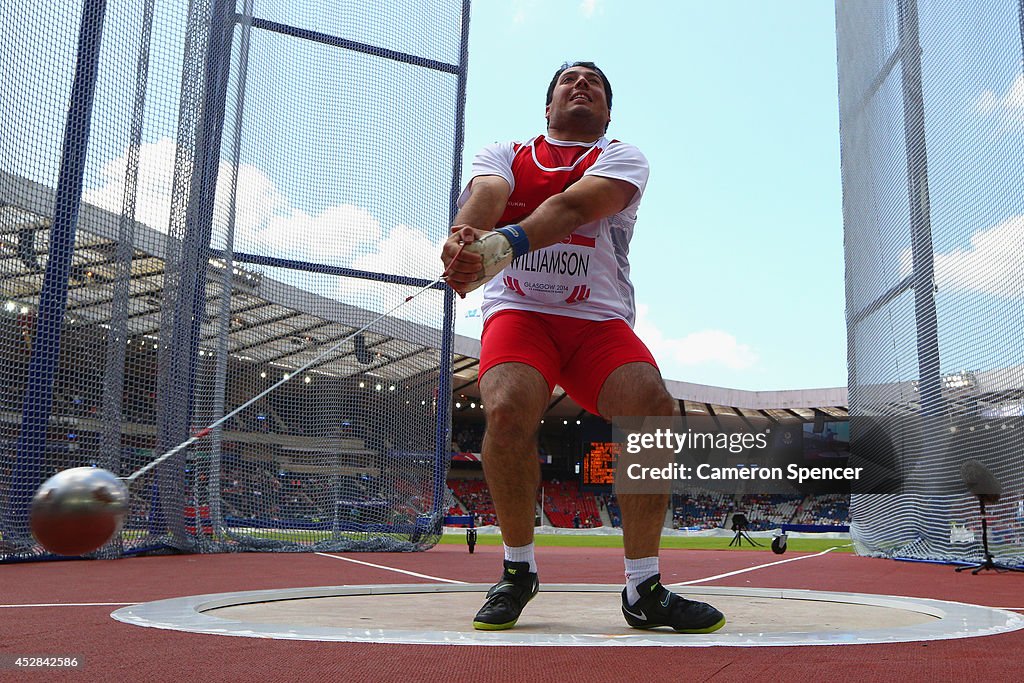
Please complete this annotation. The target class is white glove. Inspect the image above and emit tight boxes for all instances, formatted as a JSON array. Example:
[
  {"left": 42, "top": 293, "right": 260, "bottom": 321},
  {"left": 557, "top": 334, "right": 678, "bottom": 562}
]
[{"left": 460, "top": 225, "right": 530, "bottom": 294}]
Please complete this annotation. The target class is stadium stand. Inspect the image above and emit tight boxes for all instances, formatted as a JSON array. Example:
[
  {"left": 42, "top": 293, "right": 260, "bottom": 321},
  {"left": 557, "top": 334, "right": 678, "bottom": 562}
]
[
  {"left": 600, "top": 493, "right": 622, "bottom": 528},
  {"left": 671, "top": 492, "right": 734, "bottom": 530},
  {"left": 794, "top": 494, "right": 851, "bottom": 526},
  {"left": 736, "top": 494, "right": 804, "bottom": 531},
  {"left": 540, "top": 480, "right": 602, "bottom": 528},
  {"left": 452, "top": 423, "right": 484, "bottom": 454},
  {"left": 447, "top": 470, "right": 853, "bottom": 532},
  {"left": 448, "top": 479, "right": 498, "bottom": 527}
]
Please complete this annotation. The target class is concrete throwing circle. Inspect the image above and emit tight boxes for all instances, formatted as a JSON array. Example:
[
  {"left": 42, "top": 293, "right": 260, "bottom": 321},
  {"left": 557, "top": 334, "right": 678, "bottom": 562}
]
[{"left": 111, "top": 584, "right": 1024, "bottom": 647}]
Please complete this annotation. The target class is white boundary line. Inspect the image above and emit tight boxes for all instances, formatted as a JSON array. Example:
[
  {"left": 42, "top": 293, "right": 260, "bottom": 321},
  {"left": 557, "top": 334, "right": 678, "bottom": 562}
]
[
  {"left": 669, "top": 546, "right": 847, "bottom": 586},
  {"left": 111, "top": 583, "right": 1024, "bottom": 647},
  {"left": 0, "top": 602, "right": 137, "bottom": 608},
  {"left": 314, "top": 552, "right": 467, "bottom": 584}
]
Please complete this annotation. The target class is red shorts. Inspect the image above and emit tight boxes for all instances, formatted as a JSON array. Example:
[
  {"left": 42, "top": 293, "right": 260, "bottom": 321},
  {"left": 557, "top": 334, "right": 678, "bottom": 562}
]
[{"left": 479, "top": 309, "right": 658, "bottom": 417}]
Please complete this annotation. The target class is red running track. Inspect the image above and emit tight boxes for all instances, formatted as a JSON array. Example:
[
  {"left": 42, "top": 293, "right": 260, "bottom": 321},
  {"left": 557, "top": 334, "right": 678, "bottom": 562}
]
[{"left": 1, "top": 545, "right": 1022, "bottom": 682}]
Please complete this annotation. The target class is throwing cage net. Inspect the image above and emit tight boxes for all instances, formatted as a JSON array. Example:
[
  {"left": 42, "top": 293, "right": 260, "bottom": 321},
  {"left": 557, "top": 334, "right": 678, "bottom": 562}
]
[
  {"left": 837, "top": 0, "right": 1024, "bottom": 566},
  {"left": 0, "top": 0, "right": 469, "bottom": 560}
]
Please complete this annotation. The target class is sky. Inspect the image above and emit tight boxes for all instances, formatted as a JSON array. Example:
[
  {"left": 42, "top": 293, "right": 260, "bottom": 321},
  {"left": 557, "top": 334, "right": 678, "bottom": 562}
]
[
  {"left": 454, "top": 1, "right": 848, "bottom": 391},
  {"left": 4, "top": 0, "right": 1022, "bottom": 396}
]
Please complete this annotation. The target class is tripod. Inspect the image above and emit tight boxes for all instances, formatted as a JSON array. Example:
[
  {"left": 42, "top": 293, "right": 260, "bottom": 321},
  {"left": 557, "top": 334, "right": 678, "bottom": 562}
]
[
  {"left": 727, "top": 512, "right": 762, "bottom": 548},
  {"left": 955, "top": 498, "right": 1024, "bottom": 574}
]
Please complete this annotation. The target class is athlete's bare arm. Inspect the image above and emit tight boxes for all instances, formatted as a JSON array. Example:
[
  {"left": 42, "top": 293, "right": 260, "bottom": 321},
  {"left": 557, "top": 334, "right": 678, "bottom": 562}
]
[
  {"left": 516, "top": 174, "right": 636, "bottom": 250},
  {"left": 441, "top": 175, "right": 509, "bottom": 286},
  {"left": 441, "top": 174, "right": 636, "bottom": 292},
  {"left": 452, "top": 175, "right": 510, "bottom": 229}
]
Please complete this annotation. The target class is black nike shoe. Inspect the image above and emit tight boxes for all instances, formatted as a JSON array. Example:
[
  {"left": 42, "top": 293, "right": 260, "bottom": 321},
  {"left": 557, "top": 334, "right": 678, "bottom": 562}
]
[
  {"left": 472, "top": 560, "right": 539, "bottom": 631},
  {"left": 621, "top": 574, "right": 726, "bottom": 633}
]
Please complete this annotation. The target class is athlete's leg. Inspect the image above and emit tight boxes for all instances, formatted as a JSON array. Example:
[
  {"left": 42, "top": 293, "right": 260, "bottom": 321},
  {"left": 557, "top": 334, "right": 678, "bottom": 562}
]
[
  {"left": 472, "top": 361, "right": 550, "bottom": 631},
  {"left": 596, "top": 361, "right": 675, "bottom": 559},
  {"left": 478, "top": 362, "right": 550, "bottom": 547},
  {"left": 596, "top": 360, "right": 725, "bottom": 632},
  {"left": 472, "top": 312, "right": 557, "bottom": 631}
]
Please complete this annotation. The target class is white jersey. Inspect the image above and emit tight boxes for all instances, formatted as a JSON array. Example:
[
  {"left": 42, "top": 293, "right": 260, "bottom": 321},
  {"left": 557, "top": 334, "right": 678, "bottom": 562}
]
[{"left": 457, "top": 134, "right": 649, "bottom": 325}]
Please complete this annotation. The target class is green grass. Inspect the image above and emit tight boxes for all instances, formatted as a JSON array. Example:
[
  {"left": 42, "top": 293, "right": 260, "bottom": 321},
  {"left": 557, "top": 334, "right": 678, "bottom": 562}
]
[
  {"left": 5, "top": 529, "right": 850, "bottom": 554},
  {"left": 438, "top": 533, "right": 854, "bottom": 553},
  {"left": 137, "top": 529, "right": 848, "bottom": 553}
]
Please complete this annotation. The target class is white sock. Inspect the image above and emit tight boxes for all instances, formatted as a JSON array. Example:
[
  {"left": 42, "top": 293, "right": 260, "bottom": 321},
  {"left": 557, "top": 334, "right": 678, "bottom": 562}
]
[
  {"left": 624, "top": 556, "right": 660, "bottom": 605},
  {"left": 504, "top": 542, "right": 537, "bottom": 573}
]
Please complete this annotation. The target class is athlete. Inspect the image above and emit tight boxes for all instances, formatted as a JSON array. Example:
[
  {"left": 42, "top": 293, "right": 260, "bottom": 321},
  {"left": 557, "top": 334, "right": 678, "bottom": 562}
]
[{"left": 441, "top": 61, "right": 725, "bottom": 634}]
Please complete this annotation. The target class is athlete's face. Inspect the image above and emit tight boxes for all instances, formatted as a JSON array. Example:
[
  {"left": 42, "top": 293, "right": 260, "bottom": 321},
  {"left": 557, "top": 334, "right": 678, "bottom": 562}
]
[{"left": 546, "top": 66, "right": 611, "bottom": 135}]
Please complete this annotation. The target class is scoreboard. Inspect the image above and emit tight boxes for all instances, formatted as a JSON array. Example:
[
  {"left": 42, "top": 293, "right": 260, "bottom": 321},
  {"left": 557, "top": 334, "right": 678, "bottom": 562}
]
[{"left": 582, "top": 441, "right": 620, "bottom": 486}]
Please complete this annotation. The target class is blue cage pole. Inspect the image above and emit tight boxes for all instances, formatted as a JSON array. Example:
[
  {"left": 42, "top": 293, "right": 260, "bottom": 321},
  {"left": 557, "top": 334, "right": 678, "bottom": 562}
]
[
  {"left": 432, "top": 0, "right": 472, "bottom": 536},
  {"left": 99, "top": 0, "right": 156, "bottom": 560},
  {"left": 897, "top": 0, "right": 943, "bottom": 419},
  {"left": 896, "top": 0, "right": 947, "bottom": 554},
  {"left": 4, "top": 0, "right": 108, "bottom": 545},
  {"left": 153, "top": 0, "right": 235, "bottom": 548}
]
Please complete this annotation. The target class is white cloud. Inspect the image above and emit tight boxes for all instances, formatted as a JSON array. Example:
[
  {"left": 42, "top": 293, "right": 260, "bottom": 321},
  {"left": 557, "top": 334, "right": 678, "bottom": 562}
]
[
  {"left": 85, "top": 138, "right": 382, "bottom": 265},
  {"left": 350, "top": 224, "right": 439, "bottom": 280},
  {"left": 899, "top": 215, "right": 1024, "bottom": 298},
  {"left": 229, "top": 163, "right": 287, "bottom": 240},
  {"left": 83, "top": 138, "right": 447, "bottom": 324},
  {"left": 247, "top": 203, "right": 382, "bottom": 264},
  {"left": 84, "top": 137, "right": 181, "bottom": 233},
  {"left": 974, "top": 74, "right": 1024, "bottom": 123},
  {"left": 633, "top": 304, "right": 759, "bottom": 372},
  {"left": 343, "top": 225, "right": 451, "bottom": 324},
  {"left": 579, "top": 0, "right": 600, "bottom": 18}
]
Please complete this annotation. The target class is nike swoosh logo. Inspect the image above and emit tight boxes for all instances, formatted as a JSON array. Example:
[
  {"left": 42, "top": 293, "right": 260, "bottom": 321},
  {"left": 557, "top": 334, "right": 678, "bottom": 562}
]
[
  {"left": 660, "top": 595, "right": 671, "bottom": 608},
  {"left": 622, "top": 605, "right": 647, "bottom": 621}
]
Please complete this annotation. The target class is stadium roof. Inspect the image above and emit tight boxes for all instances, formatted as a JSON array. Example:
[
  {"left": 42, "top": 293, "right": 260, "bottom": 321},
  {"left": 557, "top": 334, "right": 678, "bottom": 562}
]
[
  {"left": 2, "top": 170, "right": 853, "bottom": 423},
  {"left": 3, "top": 172, "right": 446, "bottom": 385}
]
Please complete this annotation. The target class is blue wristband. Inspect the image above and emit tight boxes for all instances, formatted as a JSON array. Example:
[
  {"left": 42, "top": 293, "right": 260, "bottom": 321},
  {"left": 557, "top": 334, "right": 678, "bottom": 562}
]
[{"left": 495, "top": 224, "right": 531, "bottom": 259}]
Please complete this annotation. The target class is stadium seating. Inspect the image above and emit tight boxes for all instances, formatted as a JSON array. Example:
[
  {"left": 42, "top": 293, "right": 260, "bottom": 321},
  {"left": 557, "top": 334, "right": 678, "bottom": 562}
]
[
  {"left": 792, "top": 494, "right": 850, "bottom": 526},
  {"left": 541, "top": 480, "right": 602, "bottom": 528},
  {"left": 447, "top": 476, "right": 851, "bottom": 530},
  {"left": 448, "top": 479, "right": 498, "bottom": 527},
  {"left": 736, "top": 494, "right": 803, "bottom": 530}
]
